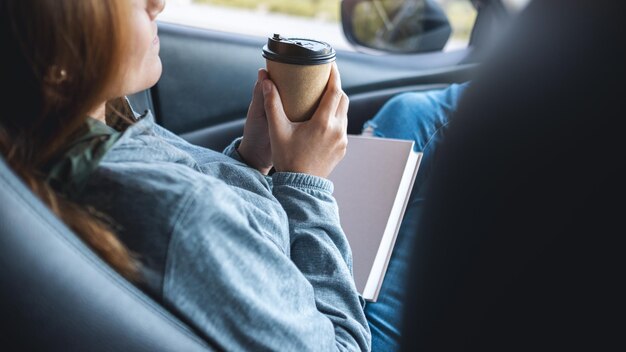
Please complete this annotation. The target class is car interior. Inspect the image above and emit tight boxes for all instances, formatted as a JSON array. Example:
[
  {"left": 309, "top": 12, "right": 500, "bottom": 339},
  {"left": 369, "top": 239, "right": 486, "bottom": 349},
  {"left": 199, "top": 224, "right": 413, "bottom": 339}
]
[{"left": 3, "top": 0, "right": 619, "bottom": 350}]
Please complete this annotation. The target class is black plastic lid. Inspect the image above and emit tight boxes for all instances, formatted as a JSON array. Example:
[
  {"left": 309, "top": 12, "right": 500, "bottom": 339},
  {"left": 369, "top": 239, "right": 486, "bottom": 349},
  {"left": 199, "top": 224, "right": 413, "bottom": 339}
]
[{"left": 262, "top": 34, "right": 336, "bottom": 65}]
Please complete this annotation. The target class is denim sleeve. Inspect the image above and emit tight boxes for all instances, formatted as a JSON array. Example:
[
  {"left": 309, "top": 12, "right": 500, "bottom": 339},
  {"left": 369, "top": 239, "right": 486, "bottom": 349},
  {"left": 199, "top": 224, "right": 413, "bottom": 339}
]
[
  {"left": 271, "top": 172, "right": 371, "bottom": 351},
  {"left": 222, "top": 137, "right": 244, "bottom": 163},
  {"left": 163, "top": 177, "right": 370, "bottom": 351}
]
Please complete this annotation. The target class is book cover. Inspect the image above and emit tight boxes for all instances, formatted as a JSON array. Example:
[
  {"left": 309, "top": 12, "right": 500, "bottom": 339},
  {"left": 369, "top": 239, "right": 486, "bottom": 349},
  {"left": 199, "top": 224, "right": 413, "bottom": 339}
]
[{"left": 328, "top": 135, "right": 422, "bottom": 302}]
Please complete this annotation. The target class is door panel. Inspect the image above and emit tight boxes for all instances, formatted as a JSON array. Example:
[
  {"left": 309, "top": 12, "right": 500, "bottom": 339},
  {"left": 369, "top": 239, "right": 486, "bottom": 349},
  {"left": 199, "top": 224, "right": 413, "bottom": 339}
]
[
  {"left": 155, "top": 24, "right": 266, "bottom": 134},
  {"left": 154, "top": 22, "right": 478, "bottom": 146}
]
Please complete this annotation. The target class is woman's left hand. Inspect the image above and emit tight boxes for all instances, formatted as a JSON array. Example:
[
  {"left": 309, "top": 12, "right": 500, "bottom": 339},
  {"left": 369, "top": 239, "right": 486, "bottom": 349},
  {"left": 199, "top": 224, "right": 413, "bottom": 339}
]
[{"left": 238, "top": 69, "right": 273, "bottom": 174}]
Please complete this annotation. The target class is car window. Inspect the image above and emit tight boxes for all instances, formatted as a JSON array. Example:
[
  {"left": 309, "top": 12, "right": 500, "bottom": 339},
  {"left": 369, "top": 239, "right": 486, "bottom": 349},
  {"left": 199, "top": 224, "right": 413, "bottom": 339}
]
[
  {"left": 435, "top": 0, "right": 477, "bottom": 51},
  {"left": 159, "top": 0, "right": 477, "bottom": 53},
  {"left": 502, "top": 0, "right": 531, "bottom": 13}
]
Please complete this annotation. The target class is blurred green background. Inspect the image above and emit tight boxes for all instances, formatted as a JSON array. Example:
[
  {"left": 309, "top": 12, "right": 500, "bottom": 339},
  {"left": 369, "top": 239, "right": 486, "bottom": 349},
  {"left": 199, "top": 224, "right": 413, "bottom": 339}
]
[
  {"left": 193, "top": 0, "right": 476, "bottom": 43},
  {"left": 194, "top": 0, "right": 341, "bottom": 21}
]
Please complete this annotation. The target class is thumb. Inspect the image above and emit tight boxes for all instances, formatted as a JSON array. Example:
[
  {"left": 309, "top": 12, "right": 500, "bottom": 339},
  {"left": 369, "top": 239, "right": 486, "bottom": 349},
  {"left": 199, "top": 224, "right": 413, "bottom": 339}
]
[
  {"left": 247, "top": 69, "right": 270, "bottom": 119},
  {"left": 248, "top": 78, "right": 265, "bottom": 118},
  {"left": 262, "top": 79, "right": 290, "bottom": 133}
]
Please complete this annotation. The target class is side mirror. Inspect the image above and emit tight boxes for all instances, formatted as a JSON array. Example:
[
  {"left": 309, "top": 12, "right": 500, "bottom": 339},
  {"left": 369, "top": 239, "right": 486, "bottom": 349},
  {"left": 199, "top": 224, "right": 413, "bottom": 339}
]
[{"left": 341, "top": 0, "right": 452, "bottom": 54}]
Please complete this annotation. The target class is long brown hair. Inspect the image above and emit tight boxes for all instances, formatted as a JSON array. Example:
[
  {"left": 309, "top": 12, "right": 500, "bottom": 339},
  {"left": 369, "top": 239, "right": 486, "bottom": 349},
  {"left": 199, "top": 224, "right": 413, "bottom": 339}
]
[{"left": 0, "top": 0, "right": 140, "bottom": 280}]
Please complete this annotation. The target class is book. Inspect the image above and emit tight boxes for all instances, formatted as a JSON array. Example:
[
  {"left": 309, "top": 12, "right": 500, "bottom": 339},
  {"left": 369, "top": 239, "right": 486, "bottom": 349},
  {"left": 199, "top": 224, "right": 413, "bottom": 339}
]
[{"left": 328, "top": 135, "right": 422, "bottom": 302}]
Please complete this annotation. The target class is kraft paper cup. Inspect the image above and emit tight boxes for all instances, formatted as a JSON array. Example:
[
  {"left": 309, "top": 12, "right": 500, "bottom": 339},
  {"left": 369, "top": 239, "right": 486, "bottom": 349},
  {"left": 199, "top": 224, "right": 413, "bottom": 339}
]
[
  {"left": 262, "top": 34, "right": 336, "bottom": 122},
  {"left": 265, "top": 60, "right": 332, "bottom": 122}
]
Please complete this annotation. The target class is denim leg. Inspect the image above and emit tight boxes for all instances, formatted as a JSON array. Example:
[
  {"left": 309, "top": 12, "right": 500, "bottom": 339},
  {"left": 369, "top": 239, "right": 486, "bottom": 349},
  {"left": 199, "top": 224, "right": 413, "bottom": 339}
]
[{"left": 363, "top": 82, "right": 468, "bottom": 352}]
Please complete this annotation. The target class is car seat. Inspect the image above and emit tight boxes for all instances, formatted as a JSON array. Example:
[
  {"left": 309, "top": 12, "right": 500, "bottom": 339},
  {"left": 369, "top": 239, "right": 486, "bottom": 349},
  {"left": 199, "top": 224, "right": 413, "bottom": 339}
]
[
  {"left": 400, "top": 0, "right": 624, "bottom": 350},
  {"left": 0, "top": 103, "right": 216, "bottom": 351}
]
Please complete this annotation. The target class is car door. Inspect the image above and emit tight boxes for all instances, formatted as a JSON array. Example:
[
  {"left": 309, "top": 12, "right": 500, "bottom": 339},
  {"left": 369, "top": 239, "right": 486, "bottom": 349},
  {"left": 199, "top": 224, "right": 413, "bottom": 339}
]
[{"left": 144, "top": 0, "right": 515, "bottom": 151}]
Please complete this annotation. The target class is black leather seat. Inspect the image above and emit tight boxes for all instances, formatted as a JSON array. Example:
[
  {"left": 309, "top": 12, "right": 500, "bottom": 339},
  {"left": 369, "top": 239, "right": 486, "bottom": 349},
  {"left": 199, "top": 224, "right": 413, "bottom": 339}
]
[
  {"left": 0, "top": 155, "right": 215, "bottom": 350},
  {"left": 401, "top": 0, "right": 624, "bottom": 350}
]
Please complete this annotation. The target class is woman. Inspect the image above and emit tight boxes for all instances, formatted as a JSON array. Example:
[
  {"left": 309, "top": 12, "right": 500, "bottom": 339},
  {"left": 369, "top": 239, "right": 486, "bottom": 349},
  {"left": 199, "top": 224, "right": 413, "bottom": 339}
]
[{"left": 0, "top": 0, "right": 368, "bottom": 351}]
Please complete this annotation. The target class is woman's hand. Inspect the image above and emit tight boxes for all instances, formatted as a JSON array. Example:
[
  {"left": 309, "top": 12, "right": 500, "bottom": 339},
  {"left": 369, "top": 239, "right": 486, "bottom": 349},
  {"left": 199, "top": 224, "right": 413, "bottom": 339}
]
[
  {"left": 263, "top": 63, "right": 349, "bottom": 178},
  {"left": 238, "top": 69, "right": 273, "bottom": 175}
]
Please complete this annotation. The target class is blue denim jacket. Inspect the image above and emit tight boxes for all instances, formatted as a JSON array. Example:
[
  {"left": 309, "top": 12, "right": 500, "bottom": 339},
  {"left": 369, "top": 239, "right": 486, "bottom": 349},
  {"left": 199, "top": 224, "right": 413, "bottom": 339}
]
[{"left": 76, "top": 112, "right": 371, "bottom": 351}]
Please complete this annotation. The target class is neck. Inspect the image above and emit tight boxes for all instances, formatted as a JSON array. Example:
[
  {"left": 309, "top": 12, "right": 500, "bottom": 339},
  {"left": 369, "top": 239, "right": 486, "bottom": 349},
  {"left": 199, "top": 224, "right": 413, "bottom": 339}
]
[{"left": 88, "top": 103, "right": 107, "bottom": 124}]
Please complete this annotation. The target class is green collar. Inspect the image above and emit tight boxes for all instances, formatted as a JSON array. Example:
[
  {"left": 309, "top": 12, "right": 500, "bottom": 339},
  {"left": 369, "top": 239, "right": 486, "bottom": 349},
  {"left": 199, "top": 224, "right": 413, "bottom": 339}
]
[{"left": 45, "top": 117, "right": 122, "bottom": 196}]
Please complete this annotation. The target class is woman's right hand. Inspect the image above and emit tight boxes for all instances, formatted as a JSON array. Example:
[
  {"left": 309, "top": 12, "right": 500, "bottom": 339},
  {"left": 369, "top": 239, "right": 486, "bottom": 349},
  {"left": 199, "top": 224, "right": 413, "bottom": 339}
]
[{"left": 262, "top": 63, "right": 349, "bottom": 179}]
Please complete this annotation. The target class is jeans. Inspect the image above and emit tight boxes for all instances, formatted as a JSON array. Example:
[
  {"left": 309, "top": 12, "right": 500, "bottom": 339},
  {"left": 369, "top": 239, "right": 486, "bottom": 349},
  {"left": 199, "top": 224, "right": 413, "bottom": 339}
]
[{"left": 362, "top": 82, "right": 469, "bottom": 351}]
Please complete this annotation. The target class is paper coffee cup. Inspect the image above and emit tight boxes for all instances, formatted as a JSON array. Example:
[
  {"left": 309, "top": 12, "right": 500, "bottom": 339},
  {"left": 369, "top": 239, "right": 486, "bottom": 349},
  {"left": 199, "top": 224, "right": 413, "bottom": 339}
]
[{"left": 262, "top": 34, "right": 336, "bottom": 122}]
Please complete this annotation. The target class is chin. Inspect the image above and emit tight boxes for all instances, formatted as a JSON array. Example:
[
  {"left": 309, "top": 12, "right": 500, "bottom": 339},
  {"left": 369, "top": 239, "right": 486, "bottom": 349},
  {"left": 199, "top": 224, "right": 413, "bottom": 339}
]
[
  {"left": 142, "top": 62, "right": 163, "bottom": 89},
  {"left": 125, "top": 63, "right": 163, "bottom": 96}
]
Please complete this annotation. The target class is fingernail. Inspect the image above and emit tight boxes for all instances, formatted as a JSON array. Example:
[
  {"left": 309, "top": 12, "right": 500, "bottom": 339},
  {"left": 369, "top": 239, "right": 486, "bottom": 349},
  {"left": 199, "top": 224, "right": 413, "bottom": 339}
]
[{"left": 262, "top": 80, "right": 271, "bottom": 94}]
